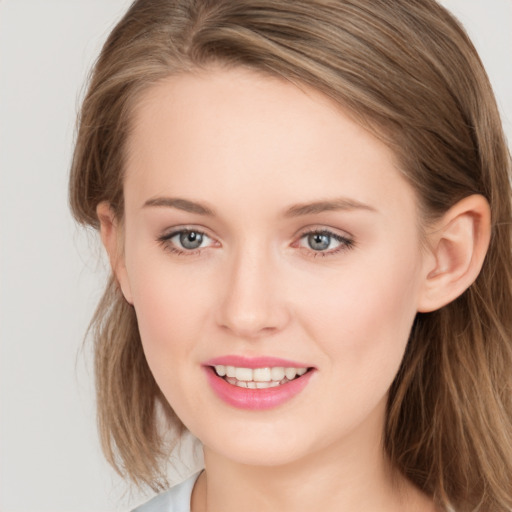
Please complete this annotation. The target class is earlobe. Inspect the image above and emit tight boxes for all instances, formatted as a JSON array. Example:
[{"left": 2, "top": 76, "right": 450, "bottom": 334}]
[
  {"left": 96, "top": 201, "right": 133, "bottom": 304},
  {"left": 418, "top": 194, "right": 491, "bottom": 313}
]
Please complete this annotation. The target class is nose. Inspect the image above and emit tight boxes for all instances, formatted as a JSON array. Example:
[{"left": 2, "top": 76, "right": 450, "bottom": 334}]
[{"left": 216, "top": 244, "right": 290, "bottom": 339}]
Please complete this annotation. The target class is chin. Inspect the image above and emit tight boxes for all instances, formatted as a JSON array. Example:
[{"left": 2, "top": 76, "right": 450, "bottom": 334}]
[
  {"left": 197, "top": 421, "right": 322, "bottom": 468},
  {"left": 210, "top": 443, "right": 308, "bottom": 468}
]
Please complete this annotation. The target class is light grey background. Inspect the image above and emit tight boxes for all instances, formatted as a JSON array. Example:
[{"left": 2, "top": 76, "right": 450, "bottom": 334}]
[{"left": 0, "top": 1, "right": 510, "bottom": 511}]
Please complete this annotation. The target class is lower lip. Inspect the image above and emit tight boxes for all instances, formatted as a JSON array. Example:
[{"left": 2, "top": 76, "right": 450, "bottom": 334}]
[{"left": 204, "top": 366, "right": 314, "bottom": 410}]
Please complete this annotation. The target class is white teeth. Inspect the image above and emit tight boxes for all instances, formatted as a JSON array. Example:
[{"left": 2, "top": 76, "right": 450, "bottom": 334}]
[
  {"left": 256, "top": 381, "right": 280, "bottom": 389},
  {"left": 285, "top": 367, "right": 298, "bottom": 380},
  {"left": 215, "top": 364, "right": 226, "bottom": 377},
  {"left": 214, "top": 365, "right": 309, "bottom": 387},
  {"left": 253, "top": 367, "right": 271, "bottom": 382},
  {"left": 235, "top": 367, "right": 253, "bottom": 381},
  {"left": 271, "top": 367, "right": 285, "bottom": 381}
]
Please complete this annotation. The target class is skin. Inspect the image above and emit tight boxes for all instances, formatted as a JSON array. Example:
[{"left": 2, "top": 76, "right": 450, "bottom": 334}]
[{"left": 98, "top": 67, "right": 490, "bottom": 512}]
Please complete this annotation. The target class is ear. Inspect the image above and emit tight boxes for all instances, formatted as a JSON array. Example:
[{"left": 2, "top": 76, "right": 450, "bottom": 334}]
[
  {"left": 96, "top": 201, "right": 133, "bottom": 304},
  {"left": 418, "top": 194, "right": 491, "bottom": 313}
]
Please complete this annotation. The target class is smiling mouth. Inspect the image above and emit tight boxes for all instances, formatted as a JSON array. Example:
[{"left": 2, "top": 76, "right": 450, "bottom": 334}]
[{"left": 212, "top": 365, "right": 311, "bottom": 389}]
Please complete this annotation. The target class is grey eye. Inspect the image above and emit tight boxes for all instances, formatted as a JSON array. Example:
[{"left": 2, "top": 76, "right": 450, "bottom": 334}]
[
  {"left": 307, "top": 233, "right": 332, "bottom": 251},
  {"left": 179, "top": 231, "right": 204, "bottom": 249}
]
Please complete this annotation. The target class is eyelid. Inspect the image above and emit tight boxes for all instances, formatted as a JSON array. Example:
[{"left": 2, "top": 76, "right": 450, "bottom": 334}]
[
  {"left": 293, "top": 226, "right": 355, "bottom": 256},
  {"left": 156, "top": 224, "right": 354, "bottom": 257},
  {"left": 157, "top": 226, "right": 220, "bottom": 255},
  {"left": 292, "top": 222, "right": 353, "bottom": 237}
]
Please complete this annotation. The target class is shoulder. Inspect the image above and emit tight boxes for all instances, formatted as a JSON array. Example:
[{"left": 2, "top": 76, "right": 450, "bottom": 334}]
[{"left": 131, "top": 472, "right": 201, "bottom": 512}]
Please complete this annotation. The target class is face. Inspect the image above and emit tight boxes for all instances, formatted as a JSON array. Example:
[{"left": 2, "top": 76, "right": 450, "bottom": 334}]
[{"left": 114, "top": 68, "right": 431, "bottom": 468}]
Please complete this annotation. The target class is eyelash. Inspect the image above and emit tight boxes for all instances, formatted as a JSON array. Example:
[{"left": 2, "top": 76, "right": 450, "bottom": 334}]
[
  {"left": 295, "top": 229, "right": 355, "bottom": 257},
  {"left": 157, "top": 227, "right": 355, "bottom": 257},
  {"left": 157, "top": 228, "right": 215, "bottom": 256}
]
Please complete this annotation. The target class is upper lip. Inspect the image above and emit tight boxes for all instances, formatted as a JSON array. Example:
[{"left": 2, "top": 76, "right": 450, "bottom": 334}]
[{"left": 203, "top": 355, "right": 312, "bottom": 369}]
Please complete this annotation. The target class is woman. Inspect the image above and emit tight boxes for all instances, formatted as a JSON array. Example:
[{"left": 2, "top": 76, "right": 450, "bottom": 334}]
[{"left": 69, "top": 0, "right": 512, "bottom": 510}]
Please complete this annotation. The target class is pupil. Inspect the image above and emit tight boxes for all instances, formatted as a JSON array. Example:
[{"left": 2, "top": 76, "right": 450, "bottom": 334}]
[
  {"left": 308, "top": 233, "right": 330, "bottom": 251},
  {"left": 180, "top": 231, "right": 203, "bottom": 249}
]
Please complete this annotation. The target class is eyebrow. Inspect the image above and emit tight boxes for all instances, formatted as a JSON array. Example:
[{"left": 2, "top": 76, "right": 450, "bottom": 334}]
[
  {"left": 143, "top": 197, "right": 215, "bottom": 215},
  {"left": 142, "top": 196, "right": 376, "bottom": 217},
  {"left": 284, "top": 197, "right": 376, "bottom": 217}
]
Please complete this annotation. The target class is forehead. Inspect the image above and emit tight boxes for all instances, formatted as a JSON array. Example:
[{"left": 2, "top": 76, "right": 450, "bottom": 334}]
[{"left": 123, "top": 67, "right": 415, "bottom": 218}]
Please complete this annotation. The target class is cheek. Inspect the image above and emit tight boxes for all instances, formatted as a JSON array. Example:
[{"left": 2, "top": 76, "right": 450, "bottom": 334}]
[
  {"left": 299, "top": 249, "right": 422, "bottom": 371},
  {"left": 290, "top": 253, "right": 423, "bottom": 439},
  {"left": 128, "top": 264, "right": 215, "bottom": 421},
  {"left": 124, "top": 247, "right": 214, "bottom": 378},
  {"left": 138, "top": 285, "right": 208, "bottom": 343}
]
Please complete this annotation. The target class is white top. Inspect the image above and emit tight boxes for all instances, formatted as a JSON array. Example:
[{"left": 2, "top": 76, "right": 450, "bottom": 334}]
[{"left": 132, "top": 472, "right": 201, "bottom": 512}]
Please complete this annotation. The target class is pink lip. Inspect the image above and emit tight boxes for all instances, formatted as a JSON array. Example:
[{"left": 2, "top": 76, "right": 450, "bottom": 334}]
[
  {"left": 202, "top": 356, "right": 315, "bottom": 411},
  {"left": 204, "top": 355, "right": 310, "bottom": 369}
]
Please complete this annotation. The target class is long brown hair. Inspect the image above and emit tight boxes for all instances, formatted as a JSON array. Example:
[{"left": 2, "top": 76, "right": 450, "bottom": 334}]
[{"left": 69, "top": 0, "right": 512, "bottom": 509}]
